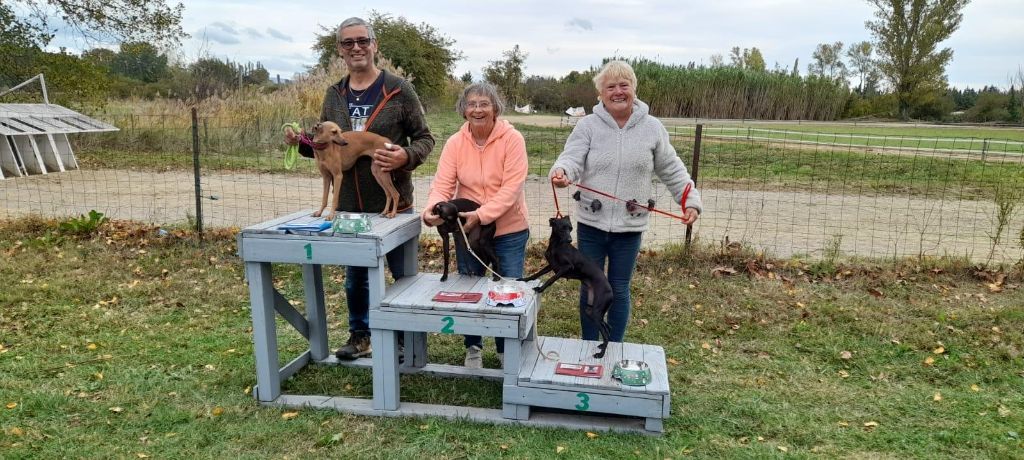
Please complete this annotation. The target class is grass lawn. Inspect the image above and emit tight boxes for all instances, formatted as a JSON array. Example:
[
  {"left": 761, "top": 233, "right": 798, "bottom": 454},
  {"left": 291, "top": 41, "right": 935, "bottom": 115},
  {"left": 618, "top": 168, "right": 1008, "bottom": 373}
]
[{"left": 2, "top": 217, "right": 1022, "bottom": 458}]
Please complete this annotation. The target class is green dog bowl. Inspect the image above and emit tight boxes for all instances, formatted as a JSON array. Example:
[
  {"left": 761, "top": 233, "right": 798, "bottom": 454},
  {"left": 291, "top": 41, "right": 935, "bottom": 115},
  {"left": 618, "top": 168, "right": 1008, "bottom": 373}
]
[
  {"left": 332, "top": 213, "right": 372, "bottom": 234},
  {"left": 612, "top": 360, "right": 652, "bottom": 386}
]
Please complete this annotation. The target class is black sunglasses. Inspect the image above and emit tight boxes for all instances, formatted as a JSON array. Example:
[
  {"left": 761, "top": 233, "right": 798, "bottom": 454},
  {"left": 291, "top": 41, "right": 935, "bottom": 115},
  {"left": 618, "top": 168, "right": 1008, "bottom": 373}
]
[{"left": 338, "top": 37, "right": 373, "bottom": 50}]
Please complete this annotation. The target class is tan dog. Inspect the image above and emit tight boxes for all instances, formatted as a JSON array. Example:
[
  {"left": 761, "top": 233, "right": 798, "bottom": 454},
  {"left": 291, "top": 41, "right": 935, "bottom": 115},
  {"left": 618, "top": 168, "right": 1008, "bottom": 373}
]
[{"left": 309, "top": 121, "right": 401, "bottom": 220}]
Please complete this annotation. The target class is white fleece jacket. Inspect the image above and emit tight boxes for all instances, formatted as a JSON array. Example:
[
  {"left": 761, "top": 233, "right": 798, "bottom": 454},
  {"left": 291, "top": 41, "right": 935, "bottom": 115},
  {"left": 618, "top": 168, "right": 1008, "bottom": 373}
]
[{"left": 550, "top": 99, "right": 702, "bottom": 233}]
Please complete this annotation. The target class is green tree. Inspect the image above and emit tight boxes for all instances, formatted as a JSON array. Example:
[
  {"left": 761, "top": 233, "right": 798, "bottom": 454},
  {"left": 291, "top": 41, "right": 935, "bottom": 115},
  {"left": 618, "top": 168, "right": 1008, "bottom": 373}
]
[
  {"left": 808, "top": 41, "right": 848, "bottom": 81},
  {"left": 111, "top": 42, "right": 168, "bottom": 83},
  {"left": 846, "top": 41, "right": 874, "bottom": 93},
  {"left": 866, "top": 0, "right": 969, "bottom": 119},
  {"left": 1007, "top": 86, "right": 1021, "bottom": 123},
  {"left": 965, "top": 91, "right": 1009, "bottom": 122},
  {"left": 313, "top": 12, "right": 463, "bottom": 101},
  {"left": 4, "top": 0, "right": 185, "bottom": 48},
  {"left": 483, "top": 45, "right": 528, "bottom": 106},
  {"left": 187, "top": 57, "right": 238, "bottom": 100},
  {"left": 744, "top": 48, "right": 766, "bottom": 72},
  {"left": 460, "top": 71, "right": 473, "bottom": 84}
]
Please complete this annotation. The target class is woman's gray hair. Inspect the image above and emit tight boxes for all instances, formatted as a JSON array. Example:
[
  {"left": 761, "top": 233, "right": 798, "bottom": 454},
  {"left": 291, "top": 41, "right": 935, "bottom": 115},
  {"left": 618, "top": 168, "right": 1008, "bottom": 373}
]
[
  {"left": 337, "top": 17, "right": 376, "bottom": 41},
  {"left": 455, "top": 82, "right": 505, "bottom": 119},
  {"left": 592, "top": 60, "right": 637, "bottom": 92}
]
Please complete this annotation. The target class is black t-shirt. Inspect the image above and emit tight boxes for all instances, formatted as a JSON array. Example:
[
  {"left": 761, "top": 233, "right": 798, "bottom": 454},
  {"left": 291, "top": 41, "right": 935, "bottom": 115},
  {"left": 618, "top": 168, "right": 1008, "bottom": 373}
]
[{"left": 346, "top": 72, "right": 384, "bottom": 131}]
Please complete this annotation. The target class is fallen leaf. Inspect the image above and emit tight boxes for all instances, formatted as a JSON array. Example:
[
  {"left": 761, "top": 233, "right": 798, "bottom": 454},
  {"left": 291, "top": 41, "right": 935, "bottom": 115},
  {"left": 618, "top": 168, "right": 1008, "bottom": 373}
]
[
  {"left": 971, "top": 384, "right": 980, "bottom": 392},
  {"left": 109, "top": 406, "right": 124, "bottom": 413},
  {"left": 838, "top": 370, "right": 850, "bottom": 378},
  {"left": 556, "top": 446, "right": 566, "bottom": 454},
  {"left": 864, "top": 421, "right": 879, "bottom": 428},
  {"left": 933, "top": 346, "right": 945, "bottom": 354},
  {"left": 778, "top": 446, "right": 789, "bottom": 452},
  {"left": 839, "top": 351, "right": 852, "bottom": 360},
  {"left": 211, "top": 407, "right": 224, "bottom": 417},
  {"left": 419, "top": 424, "right": 429, "bottom": 430},
  {"left": 868, "top": 287, "right": 884, "bottom": 298},
  {"left": 9, "top": 427, "right": 24, "bottom": 436},
  {"left": 281, "top": 411, "right": 299, "bottom": 420},
  {"left": 137, "top": 453, "right": 149, "bottom": 458},
  {"left": 923, "top": 356, "right": 935, "bottom": 366},
  {"left": 757, "top": 436, "right": 765, "bottom": 441},
  {"left": 204, "top": 364, "right": 216, "bottom": 371},
  {"left": 500, "top": 444, "right": 509, "bottom": 450},
  {"left": 711, "top": 266, "right": 738, "bottom": 277},
  {"left": 701, "top": 342, "right": 711, "bottom": 350},
  {"left": 87, "top": 343, "right": 98, "bottom": 350},
  {"left": 998, "top": 405, "right": 1011, "bottom": 417},
  {"left": 933, "top": 392, "right": 942, "bottom": 402},
  {"left": 243, "top": 386, "right": 251, "bottom": 395},
  {"left": 667, "top": 358, "right": 679, "bottom": 365},
  {"left": 585, "top": 432, "right": 598, "bottom": 439},
  {"left": 5, "top": 402, "right": 16, "bottom": 409},
  {"left": 838, "top": 421, "right": 849, "bottom": 427}
]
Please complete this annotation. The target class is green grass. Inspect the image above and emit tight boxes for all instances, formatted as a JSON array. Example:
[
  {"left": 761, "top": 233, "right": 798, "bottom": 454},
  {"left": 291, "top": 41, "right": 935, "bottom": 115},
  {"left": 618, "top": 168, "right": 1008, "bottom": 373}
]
[{"left": 2, "top": 217, "right": 1023, "bottom": 458}]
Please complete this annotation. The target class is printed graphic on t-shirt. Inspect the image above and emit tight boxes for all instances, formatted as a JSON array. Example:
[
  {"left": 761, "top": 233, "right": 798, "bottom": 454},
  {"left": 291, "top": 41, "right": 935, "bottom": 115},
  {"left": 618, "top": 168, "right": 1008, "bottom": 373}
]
[{"left": 349, "top": 103, "right": 373, "bottom": 131}]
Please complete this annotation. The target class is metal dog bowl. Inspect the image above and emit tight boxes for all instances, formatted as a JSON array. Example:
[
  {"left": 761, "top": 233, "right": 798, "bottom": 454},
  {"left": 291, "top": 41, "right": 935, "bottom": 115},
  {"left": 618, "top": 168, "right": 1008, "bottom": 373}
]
[
  {"left": 612, "top": 360, "right": 652, "bottom": 386},
  {"left": 332, "top": 213, "right": 372, "bottom": 234},
  {"left": 486, "top": 281, "right": 527, "bottom": 307}
]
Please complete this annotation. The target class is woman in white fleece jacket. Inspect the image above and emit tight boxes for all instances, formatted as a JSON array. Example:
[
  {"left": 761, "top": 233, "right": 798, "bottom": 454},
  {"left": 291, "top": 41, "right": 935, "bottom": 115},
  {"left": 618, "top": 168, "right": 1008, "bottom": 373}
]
[{"left": 551, "top": 60, "right": 703, "bottom": 343}]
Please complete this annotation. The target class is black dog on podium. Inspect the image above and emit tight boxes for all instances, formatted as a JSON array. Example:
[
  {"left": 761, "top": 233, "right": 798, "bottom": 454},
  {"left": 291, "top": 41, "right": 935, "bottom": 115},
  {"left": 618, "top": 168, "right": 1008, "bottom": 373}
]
[
  {"left": 431, "top": 198, "right": 500, "bottom": 282},
  {"left": 520, "top": 215, "right": 612, "bottom": 358}
]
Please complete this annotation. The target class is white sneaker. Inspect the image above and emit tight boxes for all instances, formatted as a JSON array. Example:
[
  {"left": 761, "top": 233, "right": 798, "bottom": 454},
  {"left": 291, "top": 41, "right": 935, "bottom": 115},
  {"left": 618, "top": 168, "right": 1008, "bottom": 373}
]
[
  {"left": 464, "top": 345, "right": 483, "bottom": 369},
  {"left": 498, "top": 352, "right": 504, "bottom": 368}
]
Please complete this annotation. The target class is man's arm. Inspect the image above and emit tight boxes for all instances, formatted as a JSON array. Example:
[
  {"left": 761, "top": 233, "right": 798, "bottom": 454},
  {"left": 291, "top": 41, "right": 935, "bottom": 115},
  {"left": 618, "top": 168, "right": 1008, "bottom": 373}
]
[{"left": 397, "top": 81, "right": 435, "bottom": 171}]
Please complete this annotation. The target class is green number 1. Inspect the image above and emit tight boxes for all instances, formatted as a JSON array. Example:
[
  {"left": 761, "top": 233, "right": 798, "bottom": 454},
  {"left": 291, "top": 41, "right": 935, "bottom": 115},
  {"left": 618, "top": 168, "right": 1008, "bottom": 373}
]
[
  {"left": 575, "top": 392, "right": 590, "bottom": 411},
  {"left": 304, "top": 243, "right": 312, "bottom": 260},
  {"left": 441, "top": 317, "right": 455, "bottom": 334}
]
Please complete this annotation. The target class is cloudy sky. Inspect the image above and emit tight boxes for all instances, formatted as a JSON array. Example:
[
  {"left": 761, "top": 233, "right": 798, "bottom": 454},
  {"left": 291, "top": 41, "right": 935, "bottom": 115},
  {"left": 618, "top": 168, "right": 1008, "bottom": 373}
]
[{"left": 55, "top": 0, "right": 1024, "bottom": 89}]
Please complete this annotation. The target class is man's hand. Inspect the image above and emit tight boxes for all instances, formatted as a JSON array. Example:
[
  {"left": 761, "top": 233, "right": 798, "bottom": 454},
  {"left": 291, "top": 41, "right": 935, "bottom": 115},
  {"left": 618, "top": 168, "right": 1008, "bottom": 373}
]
[
  {"left": 374, "top": 144, "right": 409, "bottom": 172},
  {"left": 681, "top": 207, "right": 699, "bottom": 225},
  {"left": 422, "top": 212, "right": 443, "bottom": 227},
  {"left": 551, "top": 168, "right": 570, "bottom": 188},
  {"left": 459, "top": 211, "right": 480, "bottom": 231}
]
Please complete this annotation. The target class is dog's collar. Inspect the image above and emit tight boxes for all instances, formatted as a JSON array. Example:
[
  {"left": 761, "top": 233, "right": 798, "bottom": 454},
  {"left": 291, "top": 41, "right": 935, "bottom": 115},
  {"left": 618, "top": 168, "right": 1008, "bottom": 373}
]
[{"left": 311, "top": 141, "right": 330, "bottom": 150}]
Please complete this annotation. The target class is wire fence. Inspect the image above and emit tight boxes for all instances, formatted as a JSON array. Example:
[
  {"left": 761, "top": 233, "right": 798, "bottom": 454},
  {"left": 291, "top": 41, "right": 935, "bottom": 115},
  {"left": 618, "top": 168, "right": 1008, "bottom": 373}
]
[{"left": 3, "top": 110, "right": 1024, "bottom": 263}]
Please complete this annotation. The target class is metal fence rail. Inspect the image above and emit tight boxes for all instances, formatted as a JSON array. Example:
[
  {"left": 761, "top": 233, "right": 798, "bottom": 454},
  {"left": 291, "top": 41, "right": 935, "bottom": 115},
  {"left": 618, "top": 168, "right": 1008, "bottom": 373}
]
[{"left": 2, "top": 113, "right": 1023, "bottom": 264}]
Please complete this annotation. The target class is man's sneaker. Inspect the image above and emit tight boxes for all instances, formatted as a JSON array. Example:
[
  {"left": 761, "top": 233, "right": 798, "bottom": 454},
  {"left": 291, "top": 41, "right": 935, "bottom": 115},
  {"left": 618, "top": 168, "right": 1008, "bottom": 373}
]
[
  {"left": 464, "top": 345, "right": 483, "bottom": 369},
  {"left": 335, "top": 331, "right": 371, "bottom": 360}
]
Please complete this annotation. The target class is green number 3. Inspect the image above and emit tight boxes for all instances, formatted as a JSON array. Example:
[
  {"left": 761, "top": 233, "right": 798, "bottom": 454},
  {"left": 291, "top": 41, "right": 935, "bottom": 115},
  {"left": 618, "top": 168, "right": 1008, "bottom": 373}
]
[
  {"left": 441, "top": 316, "right": 455, "bottom": 334},
  {"left": 303, "top": 243, "right": 312, "bottom": 260},
  {"left": 575, "top": 392, "right": 590, "bottom": 411}
]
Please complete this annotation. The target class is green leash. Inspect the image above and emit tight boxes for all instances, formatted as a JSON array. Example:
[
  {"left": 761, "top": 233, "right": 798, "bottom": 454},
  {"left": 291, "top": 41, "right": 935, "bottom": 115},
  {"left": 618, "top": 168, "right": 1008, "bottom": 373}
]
[{"left": 282, "top": 122, "right": 301, "bottom": 170}]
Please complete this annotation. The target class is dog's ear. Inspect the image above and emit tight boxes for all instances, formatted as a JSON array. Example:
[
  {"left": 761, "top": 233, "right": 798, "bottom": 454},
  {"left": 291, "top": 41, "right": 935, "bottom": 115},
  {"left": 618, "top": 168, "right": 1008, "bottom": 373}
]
[{"left": 334, "top": 131, "right": 349, "bottom": 146}]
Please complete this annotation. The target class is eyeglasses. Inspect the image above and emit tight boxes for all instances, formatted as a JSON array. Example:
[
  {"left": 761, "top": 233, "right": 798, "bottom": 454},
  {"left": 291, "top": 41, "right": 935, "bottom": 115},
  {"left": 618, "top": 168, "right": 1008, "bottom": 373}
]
[
  {"left": 466, "top": 101, "right": 492, "bottom": 109},
  {"left": 339, "top": 38, "right": 373, "bottom": 50}
]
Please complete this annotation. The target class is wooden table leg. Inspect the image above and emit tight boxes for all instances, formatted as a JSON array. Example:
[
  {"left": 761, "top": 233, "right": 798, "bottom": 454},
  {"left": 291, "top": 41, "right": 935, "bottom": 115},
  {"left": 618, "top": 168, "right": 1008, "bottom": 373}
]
[
  {"left": 246, "top": 261, "right": 280, "bottom": 402},
  {"left": 302, "top": 264, "right": 328, "bottom": 361}
]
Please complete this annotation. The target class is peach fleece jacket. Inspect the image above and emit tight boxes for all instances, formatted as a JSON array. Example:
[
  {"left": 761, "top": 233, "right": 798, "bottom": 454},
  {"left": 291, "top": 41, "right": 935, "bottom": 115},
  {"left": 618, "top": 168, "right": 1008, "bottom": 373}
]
[{"left": 423, "top": 119, "right": 529, "bottom": 237}]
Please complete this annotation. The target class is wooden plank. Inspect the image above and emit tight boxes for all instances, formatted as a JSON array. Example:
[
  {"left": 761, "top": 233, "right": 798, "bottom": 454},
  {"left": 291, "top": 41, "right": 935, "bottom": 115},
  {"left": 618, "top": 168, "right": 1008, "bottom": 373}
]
[
  {"left": 378, "top": 218, "right": 421, "bottom": 255},
  {"left": 380, "top": 273, "right": 423, "bottom": 307},
  {"left": 272, "top": 290, "right": 309, "bottom": 339},
  {"left": 370, "top": 328, "right": 400, "bottom": 410},
  {"left": 241, "top": 210, "right": 312, "bottom": 233},
  {"left": 240, "top": 237, "right": 378, "bottom": 266},
  {"left": 518, "top": 336, "right": 543, "bottom": 383},
  {"left": 642, "top": 345, "right": 670, "bottom": 396},
  {"left": 370, "top": 310, "right": 520, "bottom": 338},
  {"left": 245, "top": 261, "right": 280, "bottom": 402},
  {"left": 279, "top": 351, "right": 311, "bottom": 381},
  {"left": 302, "top": 264, "right": 328, "bottom": 361},
  {"left": 504, "top": 385, "right": 664, "bottom": 419},
  {"left": 269, "top": 395, "right": 658, "bottom": 435}
]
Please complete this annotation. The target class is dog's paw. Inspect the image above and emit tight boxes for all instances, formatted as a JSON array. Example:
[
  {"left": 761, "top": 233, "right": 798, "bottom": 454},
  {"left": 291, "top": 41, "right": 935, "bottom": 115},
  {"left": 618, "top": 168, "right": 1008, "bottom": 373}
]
[
  {"left": 312, "top": 210, "right": 323, "bottom": 218},
  {"left": 440, "top": 274, "right": 449, "bottom": 282}
]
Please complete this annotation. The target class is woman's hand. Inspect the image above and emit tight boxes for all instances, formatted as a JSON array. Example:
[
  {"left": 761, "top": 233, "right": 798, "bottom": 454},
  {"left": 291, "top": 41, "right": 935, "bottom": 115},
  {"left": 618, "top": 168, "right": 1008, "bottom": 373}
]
[
  {"left": 458, "top": 211, "right": 481, "bottom": 231},
  {"left": 681, "top": 207, "right": 699, "bottom": 225},
  {"left": 422, "top": 212, "right": 443, "bottom": 227},
  {"left": 551, "top": 168, "right": 571, "bottom": 188}
]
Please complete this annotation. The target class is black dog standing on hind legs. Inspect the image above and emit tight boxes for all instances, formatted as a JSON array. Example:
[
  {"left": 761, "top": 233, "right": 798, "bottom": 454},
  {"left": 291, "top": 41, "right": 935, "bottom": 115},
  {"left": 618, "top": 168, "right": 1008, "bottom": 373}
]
[
  {"left": 431, "top": 198, "right": 501, "bottom": 282},
  {"left": 520, "top": 215, "right": 613, "bottom": 358}
]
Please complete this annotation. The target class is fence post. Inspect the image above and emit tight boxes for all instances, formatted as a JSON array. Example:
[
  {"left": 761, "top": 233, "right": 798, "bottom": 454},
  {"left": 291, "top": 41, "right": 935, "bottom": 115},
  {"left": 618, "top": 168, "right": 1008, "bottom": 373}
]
[
  {"left": 191, "top": 107, "right": 204, "bottom": 240},
  {"left": 981, "top": 139, "right": 989, "bottom": 161},
  {"left": 686, "top": 124, "right": 703, "bottom": 248}
]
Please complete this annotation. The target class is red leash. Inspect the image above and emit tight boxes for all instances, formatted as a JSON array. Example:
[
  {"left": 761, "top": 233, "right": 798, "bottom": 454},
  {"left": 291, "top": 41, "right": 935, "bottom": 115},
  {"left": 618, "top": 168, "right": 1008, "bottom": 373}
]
[
  {"left": 552, "top": 181, "right": 564, "bottom": 217},
  {"left": 568, "top": 181, "right": 693, "bottom": 222}
]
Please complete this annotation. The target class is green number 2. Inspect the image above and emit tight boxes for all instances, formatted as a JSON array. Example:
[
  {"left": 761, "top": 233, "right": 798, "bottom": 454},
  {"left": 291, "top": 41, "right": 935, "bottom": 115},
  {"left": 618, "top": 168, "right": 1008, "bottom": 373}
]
[
  {"left": 303, "top": 243, "right": 312, "bottom": 260},
  {"left": 575, "top": 392, "right": 590, "bottom": 411},
  {"left": 441, "top": 316, "right": 455, "bottom": 334}
]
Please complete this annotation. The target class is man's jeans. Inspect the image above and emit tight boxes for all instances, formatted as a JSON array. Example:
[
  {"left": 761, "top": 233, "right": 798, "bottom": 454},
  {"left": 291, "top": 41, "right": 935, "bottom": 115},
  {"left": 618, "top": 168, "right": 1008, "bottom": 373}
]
[
  {"left": 344, "top": 209, "right": 414, "bottom": 333},
  {"left": 456, "top": 229, "right": 530, "bottom": 353}
]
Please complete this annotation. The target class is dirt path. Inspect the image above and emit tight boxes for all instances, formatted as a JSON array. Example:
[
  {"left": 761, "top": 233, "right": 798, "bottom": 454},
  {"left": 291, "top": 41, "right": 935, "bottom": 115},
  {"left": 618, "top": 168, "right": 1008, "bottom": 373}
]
[{"left": 3, "top": 169, "right": 1021, "bottom": 262}]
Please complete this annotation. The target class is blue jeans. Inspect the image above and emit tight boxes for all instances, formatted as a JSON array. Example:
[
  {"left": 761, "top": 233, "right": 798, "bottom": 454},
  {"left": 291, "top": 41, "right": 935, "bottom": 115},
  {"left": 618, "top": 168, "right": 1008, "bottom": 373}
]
[
  {"left": 344, "top": 209, "right": 414, "bottom": 333},
  {"left": 576, "top": 223, "right": 643, "bottom": 342},
  {"left": 456, "top": 229, "right": 529, "bottom": 353}
]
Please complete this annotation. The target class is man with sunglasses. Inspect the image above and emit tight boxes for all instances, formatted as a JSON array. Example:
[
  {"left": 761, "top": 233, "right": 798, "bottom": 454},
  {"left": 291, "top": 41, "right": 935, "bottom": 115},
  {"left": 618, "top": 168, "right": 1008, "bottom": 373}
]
[{"left": 286, "top": 16, "right": 435, "bottom": 360}]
